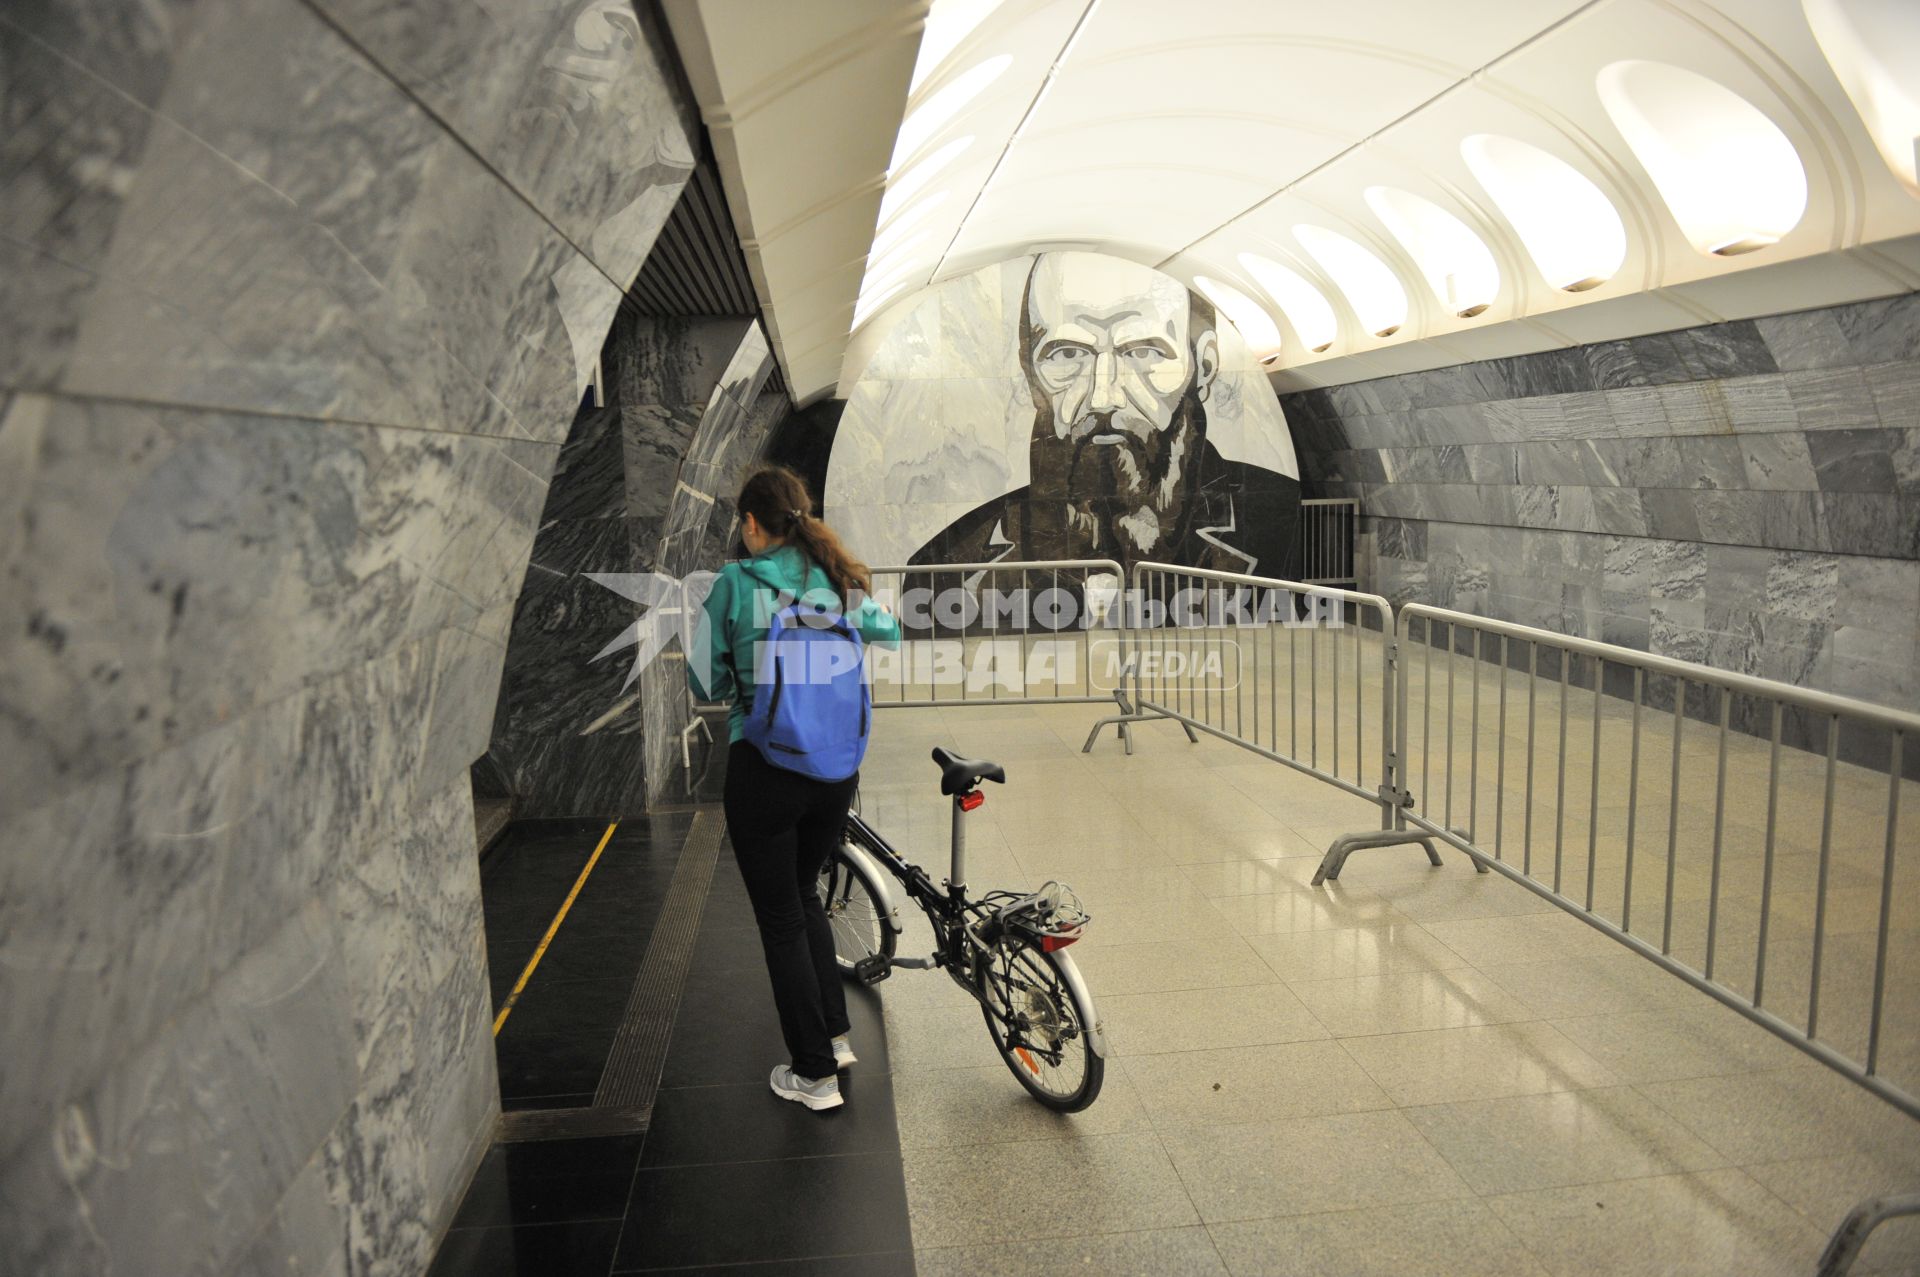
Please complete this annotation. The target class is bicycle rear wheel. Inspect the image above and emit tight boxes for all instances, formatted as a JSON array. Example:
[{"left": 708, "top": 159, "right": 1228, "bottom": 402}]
[
  {"left": 978, "top": 938, "right": 1103, "bottom": 1112},
  {"left": 818, "top": 845, "right": 896, "bottom": 976}
]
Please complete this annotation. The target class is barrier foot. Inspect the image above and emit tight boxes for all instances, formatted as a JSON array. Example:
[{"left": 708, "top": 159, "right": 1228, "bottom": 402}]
[
  {"left": 1817, "top": 1192, "right": 1920, "bottom": 1277},
  {"left": 1082, "top": 708, "right": 1191, "bottom": 757},
  {"left": 1313, "top": 829, "right": 1454, "bottom": 886}
]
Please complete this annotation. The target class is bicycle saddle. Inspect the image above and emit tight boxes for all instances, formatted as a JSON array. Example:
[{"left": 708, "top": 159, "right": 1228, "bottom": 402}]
[{"left": 930, "top": 746, "right": 1006, "bottom": 796}]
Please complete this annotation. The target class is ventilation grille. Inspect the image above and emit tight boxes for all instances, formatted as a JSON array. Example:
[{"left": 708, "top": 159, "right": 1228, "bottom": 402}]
[{"left": 625, "top": 158, "right": 759, "bottom": 319}]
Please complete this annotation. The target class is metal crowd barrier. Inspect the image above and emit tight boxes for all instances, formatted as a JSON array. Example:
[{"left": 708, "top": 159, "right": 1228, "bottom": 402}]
[
  {"left": 863, "top": 559, "right": 1134, "bottom": 719},
  {"left": 1055, "top": 561, "right": 1915, "bottom": 1273}
]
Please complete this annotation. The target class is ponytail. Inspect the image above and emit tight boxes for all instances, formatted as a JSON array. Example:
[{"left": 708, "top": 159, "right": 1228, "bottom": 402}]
[{"left": 737, "top": 464, "right": 871, "bottom": 600}]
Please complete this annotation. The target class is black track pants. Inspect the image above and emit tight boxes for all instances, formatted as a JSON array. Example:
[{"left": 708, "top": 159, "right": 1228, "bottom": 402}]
[{"left": 722, "top": 741, "right": 857, "bottom": 1082}]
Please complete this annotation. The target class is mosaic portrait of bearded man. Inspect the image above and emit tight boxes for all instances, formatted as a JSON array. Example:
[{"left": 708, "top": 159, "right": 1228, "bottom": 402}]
[{"left": 909, "top": 252, "right": 1298, "bottom": 578}]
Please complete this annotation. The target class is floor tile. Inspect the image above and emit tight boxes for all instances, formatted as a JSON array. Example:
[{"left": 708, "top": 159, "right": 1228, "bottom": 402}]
[
  {"left": 1205, "top": 886, "right": 1412, "bottom": 935},
  {"left": 614, "top": 1153, "right": 910, "bottom": 1270},
  {"left": 1285, "top": 967, "right": 1537, "bottom": 1037},
  {"left": 902, "top": 1131, "right": 1198, "bottom": 1248},
  {"left": 1743, "top": 1152, "right": 1920, "bottom": 1275},
  {"left": 1475, "top": 952, "right": 1708, "bottom": 1018},
  {"left": 1099, "top": 982, "right": 1330, "bottom": 1056},
  {"left": 1121, "top": 1040, "right": 1392, "bottom": 1127},
  {"left": 1420, "top": 912, "right": 1624, "bottom": 967},
  {"left": 1338, "top": 1021, "right": 1619, "bottom": 1107},
  {"left": 1068, "top": 935, "right": 1276, "bottom": 996},
  {"left": 428, "top": 1220, "right": 622, "bottom": 1277},
  {"left": 1485, "top": 1168, "right": 1829, "bottom": 1277},
  {"left": 1206, "top": 1199, "right": 1548, "bottom": 1277},
  {"left": 1635, "top": 1066, "right": 1920, "bottom": 1163},
  {"left": 1402, "top": 1086, "right": 1727, "bottom": 1194},
  {"left": 1247, "top": 922, "right": 1469, "bottom": 982},
  {"left": 639, "top": 1077, "right": 899, "bottom": 1168},
  {"left": 916, "top": 1226, "right": 1228, "bottom": 1276},
  {"left": 891, "top": 1062, "right": 1153, "bottom": 1149},
  {"left": 451, "top": 1138, "right": 641, "bottom": 1229},
  {"left": 1158, "top": 1109, "right": 1472, "bottom": 1223},
  {"left": 1547, "top": 1005, "right": 1817, "bottom": 1083}
]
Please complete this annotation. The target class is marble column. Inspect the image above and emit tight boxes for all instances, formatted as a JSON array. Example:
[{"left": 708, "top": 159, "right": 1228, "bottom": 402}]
[
  {"left": 0, "top": 0, "right": 695, "bottom": 1272},
  {"left": 484, "top": 314, "right": 784, "bottom": 816}
]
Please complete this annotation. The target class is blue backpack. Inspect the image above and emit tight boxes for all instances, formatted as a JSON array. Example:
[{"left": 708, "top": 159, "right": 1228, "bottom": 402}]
[{"left": 743, "top": 600, "right": 871, "bottom": 782}]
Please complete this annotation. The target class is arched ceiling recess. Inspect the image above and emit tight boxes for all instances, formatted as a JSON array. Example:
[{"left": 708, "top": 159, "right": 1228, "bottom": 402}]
[{"left": 667, "top": 0, "right": 1920, "bottom": 404}]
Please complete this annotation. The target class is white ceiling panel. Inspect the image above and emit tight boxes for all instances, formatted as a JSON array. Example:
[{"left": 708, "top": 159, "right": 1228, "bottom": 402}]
[{"left": 671, "top": 0, "right": 1920, "bottom": 402}]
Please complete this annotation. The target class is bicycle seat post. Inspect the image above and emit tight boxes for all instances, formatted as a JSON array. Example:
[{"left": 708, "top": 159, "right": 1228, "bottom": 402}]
[{"left": 949, "top": 790, "right": 970, "bottom": 897}]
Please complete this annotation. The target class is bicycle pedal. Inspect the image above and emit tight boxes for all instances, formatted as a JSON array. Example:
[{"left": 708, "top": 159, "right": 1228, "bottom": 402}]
[{"left": 852, "top": 954, "right": 892, "bottom": 986}]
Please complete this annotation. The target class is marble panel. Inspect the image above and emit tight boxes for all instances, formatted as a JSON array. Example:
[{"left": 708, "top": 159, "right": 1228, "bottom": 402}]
[
  {"left": 622, "top": 403, "right": 704, "bottom": 519},
  {"left": 1591, "top": 485, "right": 1650, "bottom": 536},
  {"left": 609, "top": 314, "right": 751, "bottom": 411},
  {"left": 1784, "top": 368, "right": 1881, "bottom": 431},
  {"left": 1739, "top": 431, "right": 1818, "bottom": 491},
  {"left": 1581, "top": 339, "right": 1645, "bottom": 390},
  {"left": 1720, "top": 374, "right": 1799, "bottom": 434},
  {"left": 0, "top": 396, "right": 549, "bottom": 816},
  {"left": 940, "top": 259, "right": 1023, "bottom": 379},
  {"left": 1512, "top": 441, "right": 1594, "bottom": 485},
  {"left": 1656, "top": 383, "right": 1735, "bottom": 436},
  {"left": 1835, "top": 556, "right": 1920, "bottom": 633},
  {"left": 861, "top": 292, "right": 943, "bottom": 380},
  {"left": 60, "top": 0, "right": 611, "bottom": 443},
  {"left": 1832, "top": 291, "right": 1920, "bottom": 365},
  {"left": 1674, "top": 320, "right": 1778, "bottom": 381},
  {"left": 0, "top": 6, "right": 182, "bottom": 390},
  {"left": 1621, "top": 332, "right": 1696, "bottom": 386},
  {"left": 312, "top": 0, "right": 697, "bottom": 286},
  {"left": 543, "top": 406, "right": 625, "bottom": 521},
  {"left": 1823, "top": 492, "right": 1920, "bottom": 558},
  {"left": 1762, "top": 551, "right": 1840, "bottom": 625},
  {"left": 1754, "top": 309, "right": 1856, "bottom": 372},
  {"left": 1863, "top": 360, "right": 1920, "bottom": 425},
  {"left": 1891, "top": 428, "right": 1920, "bottom": 495},
  {"left": 1805, "top": 428, "right": 1900, "bottom": 492},
  {"left": 1486, "top": 349, "right": 1596, "bottom": 399},
  {"left": 1373, "top": 517, "right": 1427, "bottom": 562},
  {"left": 1605, "top": 386, "right": 1670, "bottom": 438}
]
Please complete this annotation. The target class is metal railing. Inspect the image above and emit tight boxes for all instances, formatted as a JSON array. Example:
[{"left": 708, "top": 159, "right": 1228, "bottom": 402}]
[
  {"left": 1068, "top": 563, "right": 1916, "bottom": 1274},
  {"left": 1299, "top": 497, "right": 1359, "bottom": 587}
]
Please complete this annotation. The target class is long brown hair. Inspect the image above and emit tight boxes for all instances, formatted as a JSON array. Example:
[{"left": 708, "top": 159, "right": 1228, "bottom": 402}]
[{"left": 737, "top": 464, "right": 871, "bottom": 600}]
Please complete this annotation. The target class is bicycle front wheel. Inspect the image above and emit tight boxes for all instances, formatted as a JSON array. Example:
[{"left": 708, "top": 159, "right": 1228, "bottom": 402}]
[
  {"left": 818, "top": 845, "right": 896, "bottom": 976},
  {"left": 978, "top": 939, "right": 1104, "bottom": 1112}
]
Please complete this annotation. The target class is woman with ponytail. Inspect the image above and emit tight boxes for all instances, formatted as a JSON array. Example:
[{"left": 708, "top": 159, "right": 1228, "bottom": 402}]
[{"left": 690, "top": 464, "right": 900, "bottom": 1112}]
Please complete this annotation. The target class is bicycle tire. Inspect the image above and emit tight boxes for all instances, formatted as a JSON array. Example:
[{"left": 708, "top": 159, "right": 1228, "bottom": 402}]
[
  {"left": 977, "top": 938, "right": 1103, "bottom": 1112},
  {"left": 818, "top": 844, "right": 897, "bottom": 976}
]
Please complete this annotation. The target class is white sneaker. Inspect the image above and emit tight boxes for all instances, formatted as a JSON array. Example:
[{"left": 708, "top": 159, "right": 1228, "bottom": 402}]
[
  {"left": 832, "top": 1034, "right": 857, "bottom": 1069},
  {"left": 770, "top": 1064, "right": 843, "bottom": 1111}
]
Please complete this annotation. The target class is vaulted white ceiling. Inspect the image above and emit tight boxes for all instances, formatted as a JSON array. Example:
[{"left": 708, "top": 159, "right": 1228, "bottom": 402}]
[{"left": 669, "top": 0, "right": 1920, "bottom": 405}]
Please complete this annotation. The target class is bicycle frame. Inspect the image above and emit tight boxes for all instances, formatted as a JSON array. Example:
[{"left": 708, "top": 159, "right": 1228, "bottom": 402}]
[{"left": 840, "top": 803, "right": 1108, "bottom": 1060}]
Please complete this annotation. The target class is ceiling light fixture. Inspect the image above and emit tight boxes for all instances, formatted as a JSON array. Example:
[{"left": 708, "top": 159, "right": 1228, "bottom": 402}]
[
  {"left": 1292, "top": 225, "right": 1409, "bottom": 339},
  {"left": 1462, "top": 134, "right": 1627, "bottom": 292},
  {"left": 1598, "top": 60, "right": 1807, "bottom": 258},
  {"left": 1193, "top": 275, "right": 1284, "bottom": 363},
  {"left": 1237, "top": 253, "right": 1339, "bottom": 353}
]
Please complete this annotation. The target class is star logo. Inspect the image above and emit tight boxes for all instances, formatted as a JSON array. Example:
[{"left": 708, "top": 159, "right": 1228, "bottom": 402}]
[{"left": 584, "top": 570, "right": 714, "bottom": 694}]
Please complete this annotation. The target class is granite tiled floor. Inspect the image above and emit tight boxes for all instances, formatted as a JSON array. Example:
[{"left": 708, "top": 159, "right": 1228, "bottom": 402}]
[
  {"left": 436, "top": 632, "right": 1917, "bottom": 1275},
  {"left": 858, "top": 681, "right": 1920, "bottom": 1276}
]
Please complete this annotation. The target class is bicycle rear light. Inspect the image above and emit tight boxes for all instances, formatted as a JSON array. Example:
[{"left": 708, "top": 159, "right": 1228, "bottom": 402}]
[
  {"left": 1040, "top": 931, "right": 1080, "bottom": 952},
  {"left": 959, "top": 790, "right": 985, "bottom": 811}
]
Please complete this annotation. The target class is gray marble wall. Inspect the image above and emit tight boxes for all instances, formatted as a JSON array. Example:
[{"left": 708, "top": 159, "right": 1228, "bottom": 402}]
[
  {"left": 0, "top": 1, "right": 694, "bottom": 1273},
  {"left": 1284, "top": 293, "right": 1920, "bottom": 712},
  {"left": 485, "top": 314, "right": 781, "bottom": 816}
]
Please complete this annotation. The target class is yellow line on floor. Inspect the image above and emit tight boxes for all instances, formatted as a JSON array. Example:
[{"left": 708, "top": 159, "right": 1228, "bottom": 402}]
[{"left": 492, "top": 822, "right": 618, "bottom": 1037}]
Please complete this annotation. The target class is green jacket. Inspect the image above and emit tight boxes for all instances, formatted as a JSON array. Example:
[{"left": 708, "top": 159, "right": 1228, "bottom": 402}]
[{"left": 690, "top": 545, "right": 902, "bottom": 743}]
